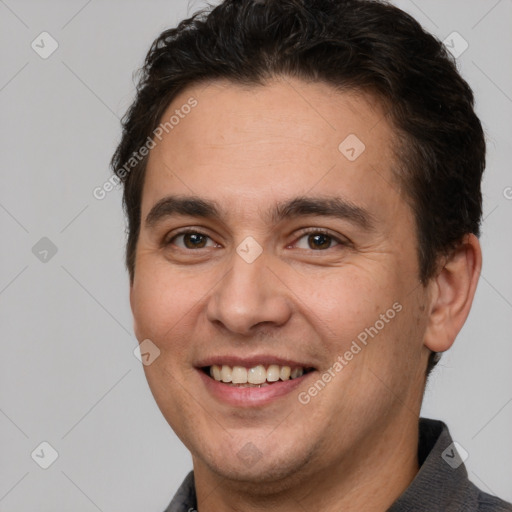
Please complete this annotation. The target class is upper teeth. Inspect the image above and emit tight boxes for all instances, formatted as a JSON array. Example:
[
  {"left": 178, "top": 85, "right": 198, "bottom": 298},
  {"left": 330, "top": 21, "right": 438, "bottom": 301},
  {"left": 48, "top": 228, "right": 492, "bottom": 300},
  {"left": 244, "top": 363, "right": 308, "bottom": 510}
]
[{"left": 209, "top": 364, "right": 304, "bottom": 384}]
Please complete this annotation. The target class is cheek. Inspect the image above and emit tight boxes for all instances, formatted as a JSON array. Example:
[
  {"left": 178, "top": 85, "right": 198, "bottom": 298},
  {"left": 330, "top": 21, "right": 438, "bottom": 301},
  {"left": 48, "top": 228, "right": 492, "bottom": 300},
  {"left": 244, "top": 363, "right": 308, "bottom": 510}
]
[
  {"left": 303, "top": 266, "right": 394, "bottom": 341},
  {"left": 131, "top": 262, "right": 199, "bottom": 344},
  {"left": 306, "top": 265, "right": 421, "bottom": 403}
]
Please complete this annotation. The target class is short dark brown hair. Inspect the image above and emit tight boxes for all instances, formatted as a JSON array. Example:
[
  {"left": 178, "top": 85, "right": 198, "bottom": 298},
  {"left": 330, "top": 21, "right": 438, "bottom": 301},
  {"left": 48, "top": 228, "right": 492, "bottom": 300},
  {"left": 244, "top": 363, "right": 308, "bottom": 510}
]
[{"left": 111, "top": 0, "right": 486, "bottom": 378}]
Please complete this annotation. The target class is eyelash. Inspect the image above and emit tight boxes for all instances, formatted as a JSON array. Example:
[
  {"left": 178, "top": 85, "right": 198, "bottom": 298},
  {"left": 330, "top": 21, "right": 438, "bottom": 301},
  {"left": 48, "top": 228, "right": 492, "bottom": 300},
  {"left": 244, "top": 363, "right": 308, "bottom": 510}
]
[{"left": 165, "top": 228, "right": 349, "bottom": 251}]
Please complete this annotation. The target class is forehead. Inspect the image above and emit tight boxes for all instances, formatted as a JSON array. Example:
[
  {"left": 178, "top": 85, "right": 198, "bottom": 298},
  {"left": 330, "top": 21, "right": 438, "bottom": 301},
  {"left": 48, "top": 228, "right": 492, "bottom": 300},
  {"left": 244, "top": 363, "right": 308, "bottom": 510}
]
[{"left": 142, "top": 77, "right": 402, "bottom": 221}]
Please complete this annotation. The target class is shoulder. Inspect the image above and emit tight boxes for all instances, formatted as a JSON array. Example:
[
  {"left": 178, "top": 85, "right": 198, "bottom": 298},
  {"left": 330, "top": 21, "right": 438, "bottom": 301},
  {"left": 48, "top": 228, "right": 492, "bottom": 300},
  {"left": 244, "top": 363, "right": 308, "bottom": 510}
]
[{"left": 475, "top": 488, "right": 512, "bottom": 512}]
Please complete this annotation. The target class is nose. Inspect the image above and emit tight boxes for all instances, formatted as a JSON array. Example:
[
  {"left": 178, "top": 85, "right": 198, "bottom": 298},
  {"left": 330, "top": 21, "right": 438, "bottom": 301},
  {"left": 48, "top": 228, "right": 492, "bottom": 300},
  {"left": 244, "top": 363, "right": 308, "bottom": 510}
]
[{"left": 206, "top": 248, "right": 293, "bottom": 336}]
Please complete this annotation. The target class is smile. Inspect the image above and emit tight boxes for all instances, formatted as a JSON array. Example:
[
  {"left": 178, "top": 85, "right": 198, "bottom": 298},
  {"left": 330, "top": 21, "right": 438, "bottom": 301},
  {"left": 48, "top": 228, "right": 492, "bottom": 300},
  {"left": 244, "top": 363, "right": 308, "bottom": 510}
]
[
  {"left": 204, "top": 364, "right": 314, "bottom": 387},
  {"left": 197, "top": 360, "right": 316, "bottom": 407}
]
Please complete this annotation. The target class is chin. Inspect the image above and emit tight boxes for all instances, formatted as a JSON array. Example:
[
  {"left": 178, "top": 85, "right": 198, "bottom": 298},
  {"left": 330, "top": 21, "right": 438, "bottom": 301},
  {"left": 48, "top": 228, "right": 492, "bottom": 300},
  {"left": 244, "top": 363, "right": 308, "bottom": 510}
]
[{"left": 195, "top": 437, "right": 318, "bottom": 493}]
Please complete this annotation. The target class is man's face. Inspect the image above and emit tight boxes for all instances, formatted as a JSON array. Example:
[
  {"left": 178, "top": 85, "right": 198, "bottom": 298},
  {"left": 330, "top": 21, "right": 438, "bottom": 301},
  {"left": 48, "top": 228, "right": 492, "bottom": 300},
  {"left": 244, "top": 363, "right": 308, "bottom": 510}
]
[{"left": 130, "top": 78, "right": 433, "bottom": 485}]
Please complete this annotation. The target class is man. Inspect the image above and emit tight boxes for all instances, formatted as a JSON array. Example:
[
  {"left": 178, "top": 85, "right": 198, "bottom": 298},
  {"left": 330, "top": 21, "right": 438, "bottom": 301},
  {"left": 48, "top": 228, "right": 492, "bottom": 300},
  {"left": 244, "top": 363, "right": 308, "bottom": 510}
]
[{"left": 111, "top": 0, "right": 512, "bottom": 510}]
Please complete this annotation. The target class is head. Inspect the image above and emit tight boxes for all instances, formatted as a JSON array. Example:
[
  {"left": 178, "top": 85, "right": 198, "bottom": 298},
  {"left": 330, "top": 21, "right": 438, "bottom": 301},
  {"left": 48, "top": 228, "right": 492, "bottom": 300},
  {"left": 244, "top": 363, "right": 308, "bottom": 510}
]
[{"left": 111, "top": 0, "right": 484, "bottom": 489}]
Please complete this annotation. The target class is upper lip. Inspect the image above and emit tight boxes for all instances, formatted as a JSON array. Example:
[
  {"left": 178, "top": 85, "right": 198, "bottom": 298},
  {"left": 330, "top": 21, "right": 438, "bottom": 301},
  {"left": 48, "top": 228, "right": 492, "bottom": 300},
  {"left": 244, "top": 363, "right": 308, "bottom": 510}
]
[{"left": 196, "top": 355, "right": 315, "bottom": 369}]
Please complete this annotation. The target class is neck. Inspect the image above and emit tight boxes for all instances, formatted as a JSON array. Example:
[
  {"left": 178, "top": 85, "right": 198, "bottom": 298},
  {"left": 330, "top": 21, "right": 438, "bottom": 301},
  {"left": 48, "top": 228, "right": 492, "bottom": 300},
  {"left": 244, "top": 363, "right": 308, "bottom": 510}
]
[{"left": 193, "top": 412, "right": 420, "bottom": 512}]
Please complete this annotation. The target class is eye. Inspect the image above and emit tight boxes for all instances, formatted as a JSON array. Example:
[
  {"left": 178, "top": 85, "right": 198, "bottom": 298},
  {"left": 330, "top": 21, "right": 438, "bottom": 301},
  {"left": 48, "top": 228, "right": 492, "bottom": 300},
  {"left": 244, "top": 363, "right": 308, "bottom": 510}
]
[
  {"left": 166, "top": 230, "right": 219, "bottom": 250},
  {"left": 293, "top": 229, "right": 346, "bottom": 250},
  {"left": 165, "top": 228, "right": 347, "bottom": 252}
]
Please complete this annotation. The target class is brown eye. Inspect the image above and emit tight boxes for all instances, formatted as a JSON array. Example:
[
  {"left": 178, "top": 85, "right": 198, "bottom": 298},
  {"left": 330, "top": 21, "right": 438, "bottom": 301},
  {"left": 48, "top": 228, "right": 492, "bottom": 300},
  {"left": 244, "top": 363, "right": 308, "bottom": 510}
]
[
  {"left": 307, "top": 233, "right": 332, "bottom": 250},
  {"left": 167, "top": 231, "right": 216, "bottom": 249},
  {"left": 294, "top": 230, "right": 344, "bottom": 251},
  {"left": 182, "top": 233, "right": 208, "bottom": 249}
]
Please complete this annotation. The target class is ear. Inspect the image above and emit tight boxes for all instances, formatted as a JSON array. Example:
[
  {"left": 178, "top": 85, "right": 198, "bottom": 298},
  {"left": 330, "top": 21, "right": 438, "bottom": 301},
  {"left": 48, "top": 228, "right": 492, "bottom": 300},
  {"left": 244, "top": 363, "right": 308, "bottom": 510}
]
[{"left": 423, "top": 233, "right": 482, "bottom": 353}]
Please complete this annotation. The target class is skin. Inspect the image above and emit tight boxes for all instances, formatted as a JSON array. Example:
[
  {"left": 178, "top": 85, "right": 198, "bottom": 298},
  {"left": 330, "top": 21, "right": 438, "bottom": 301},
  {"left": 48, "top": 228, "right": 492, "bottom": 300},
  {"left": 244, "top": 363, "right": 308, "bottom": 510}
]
[{"left": 130, "top": 77, "right": 482, "bottom": 512}]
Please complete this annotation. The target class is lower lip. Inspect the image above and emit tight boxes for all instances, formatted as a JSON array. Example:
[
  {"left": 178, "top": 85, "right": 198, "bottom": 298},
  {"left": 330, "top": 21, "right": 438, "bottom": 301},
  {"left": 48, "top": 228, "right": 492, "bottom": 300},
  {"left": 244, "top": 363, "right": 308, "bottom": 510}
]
[{"left": 197, "top": 369, "right": 313, "bottom": 407}]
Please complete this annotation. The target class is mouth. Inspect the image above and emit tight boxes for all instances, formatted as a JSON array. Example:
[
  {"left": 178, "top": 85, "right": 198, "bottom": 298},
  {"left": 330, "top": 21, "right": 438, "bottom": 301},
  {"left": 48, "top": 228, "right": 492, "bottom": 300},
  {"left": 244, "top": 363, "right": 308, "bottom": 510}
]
[
  {"left": 201, "top": 364, "right": 316, "bottom": 387},
  {"left": 195, "top": 356, "right": 318, "bottom": 407}
]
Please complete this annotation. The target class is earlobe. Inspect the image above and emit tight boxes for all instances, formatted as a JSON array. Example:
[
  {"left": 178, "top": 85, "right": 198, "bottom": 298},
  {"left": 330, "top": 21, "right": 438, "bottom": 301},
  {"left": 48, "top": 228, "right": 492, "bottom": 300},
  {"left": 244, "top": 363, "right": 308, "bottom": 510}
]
[{"left": 423, "top": 233, "right": 482, "bottom": 353}]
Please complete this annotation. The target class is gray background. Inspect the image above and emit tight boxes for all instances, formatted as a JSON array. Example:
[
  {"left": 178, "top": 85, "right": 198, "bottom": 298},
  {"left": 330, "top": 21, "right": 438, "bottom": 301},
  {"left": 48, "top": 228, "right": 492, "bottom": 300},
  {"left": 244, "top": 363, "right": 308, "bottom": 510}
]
[{"left": 0, "top": 0, "right": 511, "bottom": 510}]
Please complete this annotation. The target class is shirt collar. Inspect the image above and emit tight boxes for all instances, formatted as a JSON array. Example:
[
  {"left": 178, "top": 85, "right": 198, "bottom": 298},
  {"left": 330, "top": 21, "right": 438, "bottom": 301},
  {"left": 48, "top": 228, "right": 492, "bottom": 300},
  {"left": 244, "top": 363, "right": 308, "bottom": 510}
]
[{"left": 387, "top": 417, "right": 478, "bottom": 511}]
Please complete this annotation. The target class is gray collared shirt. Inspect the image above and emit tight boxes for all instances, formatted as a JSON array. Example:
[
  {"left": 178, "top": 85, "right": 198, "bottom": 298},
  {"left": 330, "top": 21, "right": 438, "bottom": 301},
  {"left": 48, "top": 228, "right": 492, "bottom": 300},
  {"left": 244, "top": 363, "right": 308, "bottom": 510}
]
[{"left": 163, "top": 417, "right": 512, "bottom": 512}]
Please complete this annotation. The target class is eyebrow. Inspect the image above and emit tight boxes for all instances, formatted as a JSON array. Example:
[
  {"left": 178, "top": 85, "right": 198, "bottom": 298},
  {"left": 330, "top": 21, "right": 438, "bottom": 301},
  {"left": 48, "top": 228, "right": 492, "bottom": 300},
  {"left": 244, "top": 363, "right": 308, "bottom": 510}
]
[{"left": 145, "top": 194, "right": 376, "bottom": 231}]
